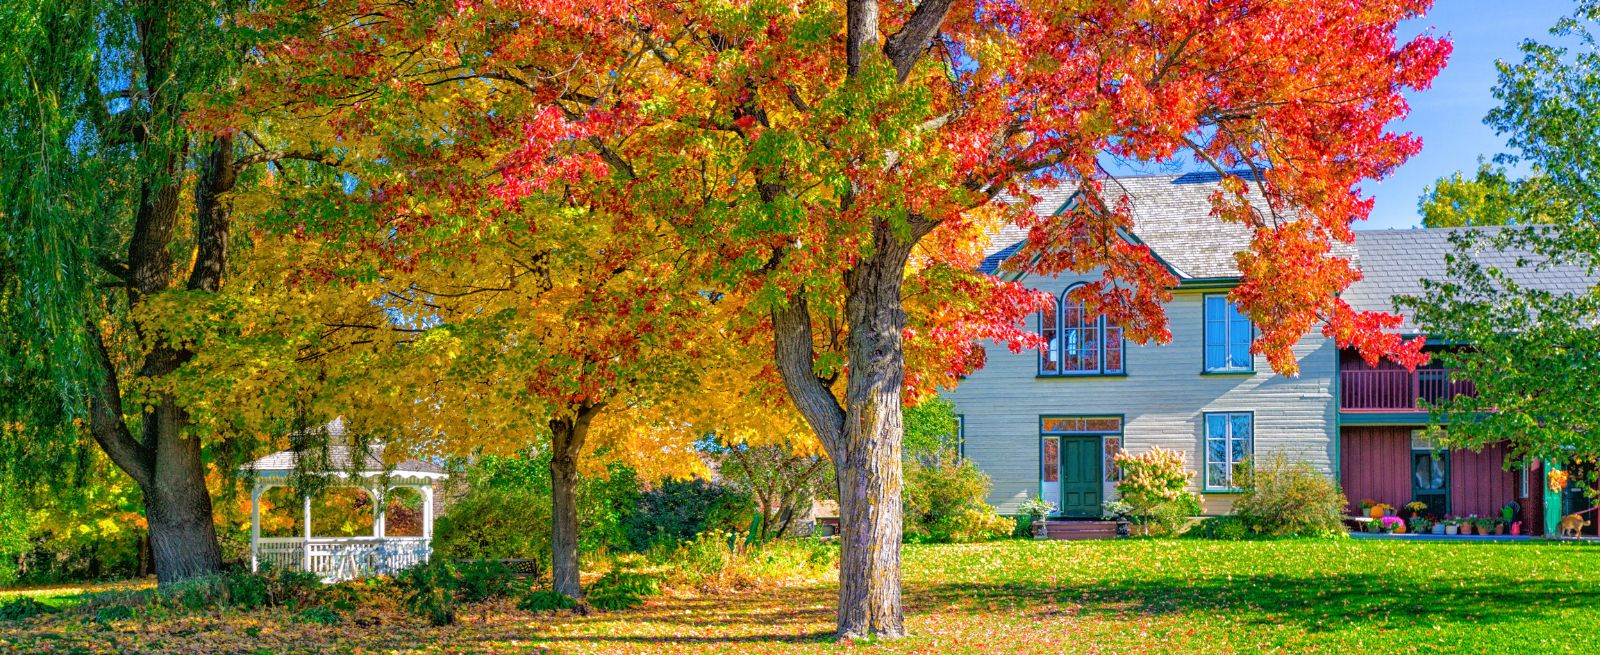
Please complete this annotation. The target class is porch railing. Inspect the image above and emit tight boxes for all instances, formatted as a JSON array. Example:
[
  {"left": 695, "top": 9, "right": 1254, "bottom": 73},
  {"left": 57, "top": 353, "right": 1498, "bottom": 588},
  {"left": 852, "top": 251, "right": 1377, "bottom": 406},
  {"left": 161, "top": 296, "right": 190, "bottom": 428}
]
[
  {"left": 254, "top": 536, "right": 431, "bottom": 582},
  {"left": 1339, "top": 369, "right": 1475, "bottom": 412}
]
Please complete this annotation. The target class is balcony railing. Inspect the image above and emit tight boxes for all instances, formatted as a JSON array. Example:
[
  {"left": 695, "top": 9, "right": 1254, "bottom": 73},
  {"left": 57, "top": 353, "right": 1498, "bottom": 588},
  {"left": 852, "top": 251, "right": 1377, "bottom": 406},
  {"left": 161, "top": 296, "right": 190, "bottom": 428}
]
[{"left": 1339, "top": 369, "right": 1476, "bottom": 413}]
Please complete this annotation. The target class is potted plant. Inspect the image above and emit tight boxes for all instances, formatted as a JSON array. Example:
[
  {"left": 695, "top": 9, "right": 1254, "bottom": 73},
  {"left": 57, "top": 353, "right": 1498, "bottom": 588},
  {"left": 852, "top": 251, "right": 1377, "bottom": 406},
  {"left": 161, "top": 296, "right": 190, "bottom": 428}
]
[
  {"left": 1485, "top": 518, "right": 1504, "bottom": 535},
  {"left": 1020, "top": 497, "right": 1056, "bottom": 540},
  {"left": 1431, "top": 519, "right": 1446, "bottom": 535},
  {"left": 1461, "top": 514, "right": 1478, "bottom": 535},
  {"left": 1408, "top": 517, "right": 1430, "bottom": 534},
  {"left": 1444, "top": 517, "right": 1459, "bottom": 535},
  {"left": 1379, "top": 516, "right": 1403, "bottom": 534},
  {"left": 1405, "top": 501, "right": 1428, "bottom": 519}
]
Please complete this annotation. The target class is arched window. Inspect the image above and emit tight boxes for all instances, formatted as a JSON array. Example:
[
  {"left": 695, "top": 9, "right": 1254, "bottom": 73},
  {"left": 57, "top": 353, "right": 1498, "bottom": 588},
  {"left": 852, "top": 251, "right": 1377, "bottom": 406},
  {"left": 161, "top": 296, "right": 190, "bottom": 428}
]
[{"left": 1038, "top": 285, "right": 1124, "bottom": 376}]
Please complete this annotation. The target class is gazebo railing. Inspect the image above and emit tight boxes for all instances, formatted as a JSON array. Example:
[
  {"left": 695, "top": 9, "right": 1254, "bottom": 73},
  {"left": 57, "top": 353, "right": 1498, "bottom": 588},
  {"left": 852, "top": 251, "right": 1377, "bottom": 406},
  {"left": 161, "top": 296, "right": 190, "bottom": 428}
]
[{"left": 254, "top": 536, "right": 431, "bottom": 582}]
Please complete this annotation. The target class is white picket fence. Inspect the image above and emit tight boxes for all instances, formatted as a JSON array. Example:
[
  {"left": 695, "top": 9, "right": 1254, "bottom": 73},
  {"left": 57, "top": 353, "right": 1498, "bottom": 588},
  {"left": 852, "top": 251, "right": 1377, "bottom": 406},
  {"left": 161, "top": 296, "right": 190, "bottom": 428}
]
[{"left": 254, "top": 537, "right": 431, "bottom": 582}]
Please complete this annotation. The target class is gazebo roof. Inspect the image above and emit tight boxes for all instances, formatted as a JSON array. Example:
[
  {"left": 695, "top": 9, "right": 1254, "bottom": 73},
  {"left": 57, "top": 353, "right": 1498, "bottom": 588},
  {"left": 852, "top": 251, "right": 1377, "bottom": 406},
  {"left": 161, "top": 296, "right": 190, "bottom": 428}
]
[{"left": 245, "top": 419, "right": 446, "bottom": 478}]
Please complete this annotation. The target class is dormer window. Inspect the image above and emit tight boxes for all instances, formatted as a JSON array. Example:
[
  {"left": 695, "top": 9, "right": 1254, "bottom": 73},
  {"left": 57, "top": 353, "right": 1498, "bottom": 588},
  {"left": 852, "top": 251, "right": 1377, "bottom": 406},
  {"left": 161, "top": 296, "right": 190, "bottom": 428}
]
[{"left": 1039, "top": 284, "right": 1125, "bottom": 376}]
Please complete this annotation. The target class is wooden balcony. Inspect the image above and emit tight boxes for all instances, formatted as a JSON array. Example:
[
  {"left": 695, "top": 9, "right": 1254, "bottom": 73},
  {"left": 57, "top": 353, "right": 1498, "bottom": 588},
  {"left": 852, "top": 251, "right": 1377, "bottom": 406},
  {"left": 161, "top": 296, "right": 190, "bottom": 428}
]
[{"left": 1340, "top": 368, "right": 1476, "bottom": 413}]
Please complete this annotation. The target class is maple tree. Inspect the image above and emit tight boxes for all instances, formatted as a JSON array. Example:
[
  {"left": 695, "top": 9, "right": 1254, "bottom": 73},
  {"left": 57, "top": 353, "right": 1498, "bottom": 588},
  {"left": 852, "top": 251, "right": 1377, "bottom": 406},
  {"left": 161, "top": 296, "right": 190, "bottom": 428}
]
[
  {"left": 284, "top": 200, "right": 726, "bottom": 598},
  {"left": 246, "top": 0, "right": 1447, "bottom": 638}
]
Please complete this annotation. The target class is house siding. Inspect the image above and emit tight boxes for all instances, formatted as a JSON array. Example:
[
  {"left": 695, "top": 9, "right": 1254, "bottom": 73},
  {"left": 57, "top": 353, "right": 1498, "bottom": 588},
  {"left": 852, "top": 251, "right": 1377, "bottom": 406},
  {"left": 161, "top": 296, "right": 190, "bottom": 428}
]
[{"left": 947, "top": 272, "right": 1338, "bottom": 516}]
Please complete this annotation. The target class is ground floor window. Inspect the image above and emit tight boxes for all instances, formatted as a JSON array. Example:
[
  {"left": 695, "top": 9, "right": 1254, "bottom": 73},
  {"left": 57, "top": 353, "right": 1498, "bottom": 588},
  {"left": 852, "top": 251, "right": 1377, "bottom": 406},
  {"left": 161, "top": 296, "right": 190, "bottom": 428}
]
[{"left": 1204, "top": 412, "right": 1253, "bottom": 491}]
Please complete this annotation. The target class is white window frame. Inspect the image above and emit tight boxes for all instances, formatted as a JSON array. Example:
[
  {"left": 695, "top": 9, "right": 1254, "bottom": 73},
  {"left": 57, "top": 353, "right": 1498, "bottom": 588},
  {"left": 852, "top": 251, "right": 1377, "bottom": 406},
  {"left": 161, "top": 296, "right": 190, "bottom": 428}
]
[
  {"left": 1203, "top": 411, "right": 1254, "bottom": 491},
  {"left": 1203, "top": 295, "right": 1254, "bottom": 373}
]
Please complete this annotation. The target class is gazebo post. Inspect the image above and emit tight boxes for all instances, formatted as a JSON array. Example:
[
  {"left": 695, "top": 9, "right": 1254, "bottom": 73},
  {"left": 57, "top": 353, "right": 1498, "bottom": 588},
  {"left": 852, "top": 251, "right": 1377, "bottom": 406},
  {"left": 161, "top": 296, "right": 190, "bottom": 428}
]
[
  {"left": 421, "top": 484, "right": 435, "bottom": 561},
  {"left": 372, "top": 483, "right": 386, "bottom": 539},
  {"left": 302, "top": 492, "right": 313, "bottom": 572},
  {"left": 249, "top": 483, "right": 262, "bottom": 573}
]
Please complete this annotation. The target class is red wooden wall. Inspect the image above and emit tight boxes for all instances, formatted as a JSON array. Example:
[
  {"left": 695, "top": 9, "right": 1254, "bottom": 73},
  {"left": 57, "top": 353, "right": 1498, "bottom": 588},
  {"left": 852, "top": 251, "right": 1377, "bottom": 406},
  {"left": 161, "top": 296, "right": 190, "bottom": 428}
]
[
  {"left": 1340, "top": 426, "right": 1526, "bottom": 524},
  {"left": 1450, "top": 444, "right": 1517, "bottom": 517},
  {"left": 1339, "top": 426, "right": 1412, "bottom": 514}
]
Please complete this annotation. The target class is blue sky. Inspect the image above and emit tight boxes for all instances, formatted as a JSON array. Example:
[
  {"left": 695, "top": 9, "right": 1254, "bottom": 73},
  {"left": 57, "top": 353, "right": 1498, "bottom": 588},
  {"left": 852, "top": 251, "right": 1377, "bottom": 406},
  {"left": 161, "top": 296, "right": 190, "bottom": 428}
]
[{"left": 1366, "top": 1, "right": 1572, "bottom": 229}]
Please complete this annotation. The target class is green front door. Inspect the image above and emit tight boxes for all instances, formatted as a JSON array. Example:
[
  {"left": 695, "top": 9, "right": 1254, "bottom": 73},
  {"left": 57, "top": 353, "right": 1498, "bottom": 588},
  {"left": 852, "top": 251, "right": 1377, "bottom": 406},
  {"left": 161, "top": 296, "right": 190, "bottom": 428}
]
[{"left": 1058, "top": 437, "right": 1103, "bottom": 518}]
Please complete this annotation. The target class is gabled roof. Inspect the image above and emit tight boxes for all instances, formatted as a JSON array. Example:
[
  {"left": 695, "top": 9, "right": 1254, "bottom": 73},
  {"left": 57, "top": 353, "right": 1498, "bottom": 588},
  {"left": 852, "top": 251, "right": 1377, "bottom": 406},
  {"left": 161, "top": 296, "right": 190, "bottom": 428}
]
[
  {"left": 1343, "top": 226, "right": 1600, "bottom": 332},
  {"left": 983, "top": 171, "right": 1272, "bottom": 279},
  {"left": 244, "top": 418, "right": 446, "bottom": 476}
]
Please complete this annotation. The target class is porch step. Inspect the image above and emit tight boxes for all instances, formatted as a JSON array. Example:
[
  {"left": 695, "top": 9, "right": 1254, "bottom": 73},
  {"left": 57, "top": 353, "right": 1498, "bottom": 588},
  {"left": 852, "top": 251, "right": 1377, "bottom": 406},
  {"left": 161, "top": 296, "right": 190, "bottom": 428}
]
[{"left": 1043, "top": 520, "right": 1119, "bottom": 540}]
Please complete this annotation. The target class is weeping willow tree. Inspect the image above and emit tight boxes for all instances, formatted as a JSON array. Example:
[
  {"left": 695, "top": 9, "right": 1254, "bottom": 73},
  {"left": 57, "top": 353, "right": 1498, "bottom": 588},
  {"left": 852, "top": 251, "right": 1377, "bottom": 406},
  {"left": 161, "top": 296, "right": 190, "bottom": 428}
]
[{"left": 0, "top": 0, "right": 349, "bottom": 585}]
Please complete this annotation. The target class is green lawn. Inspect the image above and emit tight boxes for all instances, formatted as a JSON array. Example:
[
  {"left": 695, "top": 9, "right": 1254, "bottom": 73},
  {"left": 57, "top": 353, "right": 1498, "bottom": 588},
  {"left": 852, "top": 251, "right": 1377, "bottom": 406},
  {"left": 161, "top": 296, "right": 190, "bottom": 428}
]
[{"left": 5, "top": 538, "right": 1600, "bottom": 654}]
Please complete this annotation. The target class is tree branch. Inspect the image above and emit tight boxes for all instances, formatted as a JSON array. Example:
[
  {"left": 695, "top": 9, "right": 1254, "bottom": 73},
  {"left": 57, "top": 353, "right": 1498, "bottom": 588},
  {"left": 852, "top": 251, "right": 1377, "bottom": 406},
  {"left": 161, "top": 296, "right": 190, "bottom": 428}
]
[
  {"left": 882, "top": 0, "right": 956, "bottom": 82},
  {"left": 86, "top": 323, "right": 154, "bottom": 488},
  {"left": 771, "top": 292, "right": 847, "bottom": 457}
]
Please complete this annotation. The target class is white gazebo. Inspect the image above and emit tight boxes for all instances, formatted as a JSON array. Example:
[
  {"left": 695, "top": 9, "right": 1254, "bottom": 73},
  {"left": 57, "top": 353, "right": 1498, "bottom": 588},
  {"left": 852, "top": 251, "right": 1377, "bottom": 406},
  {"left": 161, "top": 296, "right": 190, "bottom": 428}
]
[{"left": 244, "top": 421, "right": 447, "bottom": 582}]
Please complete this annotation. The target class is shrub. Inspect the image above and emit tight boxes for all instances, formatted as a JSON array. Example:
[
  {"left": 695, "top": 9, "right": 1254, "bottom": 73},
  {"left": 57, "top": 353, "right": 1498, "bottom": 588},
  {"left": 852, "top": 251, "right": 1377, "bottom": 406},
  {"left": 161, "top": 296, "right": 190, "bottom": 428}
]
[
  {"left": 161, "top": 569, "right": 322, "bottom": 612},
  {"left": 1114, "top": 447, "right": 1197, "bottom": 536},
  {"left": 454, "top": 559, "right": 517, "bottom": 603},
  {"left": 397, "top": 561, "right": 458, "bottom": 626},
  {"left": 433, "top": 455, "right": 641, "bottom": 564},
  {"left": 1232, "top": 454, "right": 1348, "bottom": 537},
  {"left": 904, "top": 454, "right": 1010, "bottom": 543},
  {"left": 517, "top": 589, "right": 579, "bottom": 612},
  {"left": 1186, "top": 515, "right": 1251, "bottom": 541},
  {"left": 296, "top": 606, "right": 343, "bottom": 626},
  {"left": 0, "top": 597, "right": 57, "bottom": 621},
  {"left": 647, "top": 531, "right": 837, "bottom": 592},
  {"left": 622, "top": 478, "right": 754, "bottom": 551},
  {"left": 585, "top": 569, "right": 663, "bottom": 611}
]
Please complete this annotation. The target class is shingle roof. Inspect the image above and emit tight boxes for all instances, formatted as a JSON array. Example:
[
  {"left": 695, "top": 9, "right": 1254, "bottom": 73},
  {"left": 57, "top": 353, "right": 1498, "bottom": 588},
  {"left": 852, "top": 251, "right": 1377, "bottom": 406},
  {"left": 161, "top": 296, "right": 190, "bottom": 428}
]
[
  {"left": 983, "top": 171, "right": 1280, "bottom": 278},
  {"left": 245, "top": 418, "right": 445, "bottom": 475},
  {"left": 1344, "top": 226, "right": 1600, "bottom": 332}
]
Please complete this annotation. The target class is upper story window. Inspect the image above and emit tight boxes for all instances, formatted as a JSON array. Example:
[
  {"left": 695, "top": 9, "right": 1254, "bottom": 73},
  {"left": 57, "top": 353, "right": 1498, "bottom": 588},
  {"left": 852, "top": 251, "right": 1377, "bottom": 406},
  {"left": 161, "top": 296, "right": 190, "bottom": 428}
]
[
  {"left": 1039, "top": 285, "right": 1124, "bottom": 376},
  {"left": 1204, "top": 295, "right": 1254, "bottom": 373}
]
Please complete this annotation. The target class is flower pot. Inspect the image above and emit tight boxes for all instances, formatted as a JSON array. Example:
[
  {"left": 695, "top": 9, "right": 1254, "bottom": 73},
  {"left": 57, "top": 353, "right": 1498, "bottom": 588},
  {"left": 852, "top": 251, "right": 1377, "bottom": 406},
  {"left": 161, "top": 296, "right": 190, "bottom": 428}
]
[
  {"left": 1445, "top": 524, "right": 1459, "bottom": 535},
  {"left": 1431, "top": 524, "right": 1445, "bottom": 535},
  {"left": 1032, "top": 520, "right": 1050, "bottom": 540},
  {"left": 1462, "top": 524, "right": 1476, "bottom": 535},
  {"left": 1495, "top": 524, "right": 1505, "bottom": 535}
]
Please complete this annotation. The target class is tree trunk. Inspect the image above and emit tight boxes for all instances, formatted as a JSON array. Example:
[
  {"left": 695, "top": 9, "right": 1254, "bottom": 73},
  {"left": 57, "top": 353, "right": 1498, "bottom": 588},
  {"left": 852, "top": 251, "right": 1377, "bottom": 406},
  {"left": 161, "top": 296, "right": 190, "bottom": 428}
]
[
  {"left": 834, "top": 230, "right": 914, "bottom": 639},
  {"left": 85, "top": 134, "right": 239, "bottom": 587},
  {"left": 771, "top": 222, "right": 923, "bottom": 639},
  {"left": 549, "top": 405, "right": 599, "bottom": 599},
  {"left": 144, "top": 404, "right": 224, "bottom": 584}
]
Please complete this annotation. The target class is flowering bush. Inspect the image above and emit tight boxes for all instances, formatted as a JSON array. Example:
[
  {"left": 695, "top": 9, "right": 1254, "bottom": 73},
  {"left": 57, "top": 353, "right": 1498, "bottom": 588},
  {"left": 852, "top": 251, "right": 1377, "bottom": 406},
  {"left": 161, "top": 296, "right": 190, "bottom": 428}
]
[{"left": 1114, "top": 447, "right": 1197, "bottom": 536}]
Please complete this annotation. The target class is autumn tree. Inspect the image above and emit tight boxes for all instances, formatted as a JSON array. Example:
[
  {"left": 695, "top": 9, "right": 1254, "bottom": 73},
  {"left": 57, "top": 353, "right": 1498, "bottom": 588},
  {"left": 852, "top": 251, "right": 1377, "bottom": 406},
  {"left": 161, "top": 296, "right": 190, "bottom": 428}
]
[
  {"left": 0, "top": 0, "right": 351, "bottom": 585},
  {"left": 296, "top": 199, "right": 724, "bottom": 598},
  {"left": 1404, "top": 1, "right": 1600, "bottom": 464},
  {"left": 252, "top": 0, "right": 1446, "bottom": 637}
]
